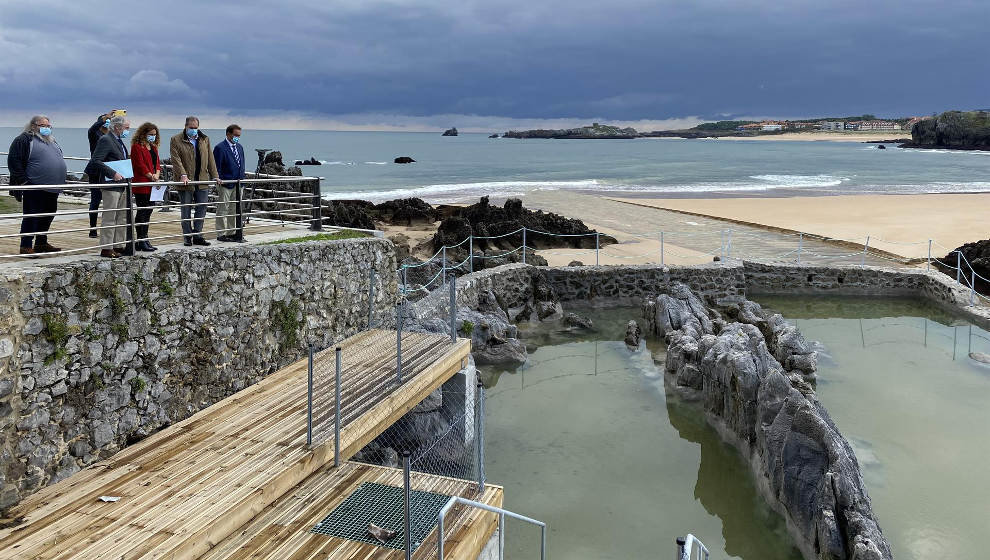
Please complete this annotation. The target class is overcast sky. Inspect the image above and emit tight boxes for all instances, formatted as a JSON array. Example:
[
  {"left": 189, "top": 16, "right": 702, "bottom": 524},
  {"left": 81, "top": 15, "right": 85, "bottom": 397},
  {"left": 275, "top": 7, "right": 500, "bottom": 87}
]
[{"left": 0, "top": 0, "right": 985, "bottom": 130}]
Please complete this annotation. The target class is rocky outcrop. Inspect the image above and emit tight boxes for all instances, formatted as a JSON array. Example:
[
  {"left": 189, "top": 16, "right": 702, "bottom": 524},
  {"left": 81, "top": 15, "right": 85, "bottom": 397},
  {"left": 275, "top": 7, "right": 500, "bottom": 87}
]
[
  {"left": 902, "top": 111, "right": 990, "bottom": 151},
  {"left": 442, "top": 128, "right": 458, "bottom": 137},
  {"left": 645, "top": 283, "right": 891, "bottom": 560},
  {"left": 563, "top": 312, "right": 594, "bottom": 331},
  {"left": 374, "top": 198, "right": 439, "bottom": 226},
  {"left": 503, "top": 123, "right": 638, "bottom": 139},
  {"left": 510, "top": 270, "right": 563, "bottom": 322},
  {"left": 394, "top": 156, "right": 416, "bottom": 164},
  {"left": 294, "top": 157, "right": 321, "bottom": 165},
  {"left": 488, "top": 134, "right": 499, "bottom": 139},
  {"left": 623, "top": 320, "right": 641, "bottom": 347},
  {"left": 936, "top": 239, "right": 990, "bottom": 295},
  {"left": 723, "top": 299, "right": 819, "bottom": 381}
]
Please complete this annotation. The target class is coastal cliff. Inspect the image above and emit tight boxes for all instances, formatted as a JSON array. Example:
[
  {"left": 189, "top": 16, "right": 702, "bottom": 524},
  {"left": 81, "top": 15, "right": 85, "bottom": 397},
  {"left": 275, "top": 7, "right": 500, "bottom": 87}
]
[
  {"left": 646, "top": 283, "right": 891, "bottom": 560},
  {"left": 503, "top": 123, "right": 638, "bottom": 139},
  {"left": 902, "top": 110, "right": 990, "bottom": 150}
]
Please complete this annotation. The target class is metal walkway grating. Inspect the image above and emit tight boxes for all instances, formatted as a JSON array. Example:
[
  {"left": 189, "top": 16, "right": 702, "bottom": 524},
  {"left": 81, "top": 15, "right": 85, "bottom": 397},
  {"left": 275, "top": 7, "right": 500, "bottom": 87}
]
[{"left": 311, "top": 481, "right": 452, "bottom": 552}]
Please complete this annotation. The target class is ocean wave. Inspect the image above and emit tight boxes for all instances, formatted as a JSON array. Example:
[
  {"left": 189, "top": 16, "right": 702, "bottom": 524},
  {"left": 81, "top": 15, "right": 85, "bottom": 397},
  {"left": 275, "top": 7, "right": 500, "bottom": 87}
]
[
  {"left": 320, "top": 160, "right": 355, "bottom": 165},
  {"left": 748, "top": 174, "right": 848, "bottom": 187},
  {"left": 324, "top": 179, "right": 604, "bottom": 202},
  {"left": 363, "top": 161, "right": 388, "bottom": 165}
]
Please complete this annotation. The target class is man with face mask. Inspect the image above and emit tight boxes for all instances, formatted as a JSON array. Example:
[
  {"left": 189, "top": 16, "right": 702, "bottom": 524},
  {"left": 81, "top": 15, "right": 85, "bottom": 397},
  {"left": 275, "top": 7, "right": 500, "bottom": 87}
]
[
  {"left": 85, "top": 109, "right": 122, "bottom": 237},
  {"left": 7, "top": 115, "right": 66, "bottom": 255},
  {"left": 213, "top": 124, "right": 246, "bottom": 242},
  {"left": 169, "top": 116, "right": 220, "bottom": 246},
  {"left": 88, "top": 115, "right": 132, "bottom": 257}
]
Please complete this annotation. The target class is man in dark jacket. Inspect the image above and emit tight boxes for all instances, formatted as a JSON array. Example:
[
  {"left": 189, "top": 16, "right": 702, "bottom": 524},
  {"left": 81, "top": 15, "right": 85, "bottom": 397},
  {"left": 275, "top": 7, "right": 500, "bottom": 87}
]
[
  {"left": 7, "top": 115, "right": 67, "bottom": 255},
  {"left": 85, "top": 109, "right": 121, "bottom": 237},
  {"left": 213, "top": 124, "right": 246, "bottom": 242},
  {"left": 88, "top": 115, "right": 132, "bottom": 258}
]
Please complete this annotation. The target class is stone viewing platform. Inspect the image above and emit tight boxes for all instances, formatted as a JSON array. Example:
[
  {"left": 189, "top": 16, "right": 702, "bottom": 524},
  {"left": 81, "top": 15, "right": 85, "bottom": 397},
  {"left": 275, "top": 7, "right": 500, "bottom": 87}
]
[{"left": 0, "top": 329, "right": 490, "bottom": 559}]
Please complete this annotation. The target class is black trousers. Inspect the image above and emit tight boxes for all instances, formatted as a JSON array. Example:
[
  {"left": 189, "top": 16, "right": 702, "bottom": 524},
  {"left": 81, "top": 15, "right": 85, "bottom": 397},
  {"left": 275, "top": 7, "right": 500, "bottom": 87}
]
[
  {"left": 20, "top": 190, "right": 59, "bottom": 248},
  {"left": 134, "top": 192, "right": 153, "bottom": 241},
  {"left": 88, "top": 187, "right": 102, "bottom": 229}
]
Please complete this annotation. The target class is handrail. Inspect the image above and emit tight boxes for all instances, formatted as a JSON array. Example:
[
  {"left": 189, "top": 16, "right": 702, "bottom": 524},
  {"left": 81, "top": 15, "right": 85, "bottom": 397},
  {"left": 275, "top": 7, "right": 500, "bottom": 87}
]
[
  {"left": 436, "top": 496, "right": 546, "bottom": 560},
  {"left": 677, "top": 534, "right": 711, "bottom": 560}
]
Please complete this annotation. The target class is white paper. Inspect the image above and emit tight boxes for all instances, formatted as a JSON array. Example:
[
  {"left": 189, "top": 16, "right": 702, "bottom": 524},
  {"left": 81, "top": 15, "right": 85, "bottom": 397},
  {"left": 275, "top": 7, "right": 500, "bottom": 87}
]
[
  {"left": 150, "top": 185, "right": 168, "bottom": 202},
  {"left": 104, "top": 159, "right": 134, "bottom": 180},
  {"left": 98, "top": 496, "right": 120, "bottom": 502}
]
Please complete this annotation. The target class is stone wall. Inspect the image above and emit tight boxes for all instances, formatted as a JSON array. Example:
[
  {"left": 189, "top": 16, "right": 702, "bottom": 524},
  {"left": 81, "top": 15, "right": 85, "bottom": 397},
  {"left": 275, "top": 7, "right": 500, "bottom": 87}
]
[
  {"left": 0, "top": 238, "right": 396, "bottom": 510},
  {"left": 542, "top": 263, "right": 745, "bottom": 305}
]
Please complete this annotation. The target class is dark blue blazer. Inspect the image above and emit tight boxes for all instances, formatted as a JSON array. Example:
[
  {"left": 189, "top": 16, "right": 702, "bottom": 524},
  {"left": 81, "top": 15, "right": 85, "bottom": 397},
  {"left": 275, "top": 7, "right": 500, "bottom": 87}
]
[{"left": 213, "top": 139, "right": 246, "bottom": 182}]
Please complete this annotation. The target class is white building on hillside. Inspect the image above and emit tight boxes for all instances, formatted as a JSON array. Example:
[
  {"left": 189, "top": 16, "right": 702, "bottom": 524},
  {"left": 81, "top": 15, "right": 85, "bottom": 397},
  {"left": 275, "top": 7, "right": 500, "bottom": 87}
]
[
  {"left": 761, "top": 124, "right": 783, "bottom": 131},
  {"left": 858, "top": 120, "right": 902, "bottom": 131},
  {"left": 821, "top": 121, "right": 845, "bottom": 131}
]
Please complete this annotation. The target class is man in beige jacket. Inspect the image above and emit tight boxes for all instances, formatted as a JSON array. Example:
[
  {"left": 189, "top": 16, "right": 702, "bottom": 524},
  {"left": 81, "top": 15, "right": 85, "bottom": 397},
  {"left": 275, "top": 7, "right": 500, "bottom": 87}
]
[{"left": 169, "top": 116, "right": 220, "bottom": 246}]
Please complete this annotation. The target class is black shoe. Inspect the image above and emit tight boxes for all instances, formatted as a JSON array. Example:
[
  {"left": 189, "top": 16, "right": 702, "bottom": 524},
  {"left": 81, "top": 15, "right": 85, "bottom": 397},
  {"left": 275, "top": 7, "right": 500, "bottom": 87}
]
[
  {"left": 117, "top": 247, "right": 134, "bottom": 257},
  {"left": 136, "top": 241, "right": 154, "bottom": 252},
  {"left": 232, "top": 235, "right": 247, "bottom": 243},
  {"left": 183, "top": 237, "right": 193, "bottom": 247},
  {"left": 88, "top": 230, "right": 98, "bottom": 239},
  {"left": 192, "top": 236, "right": 211, "bottom": 246},
  {"left": 144, "top": 242, "right": 158, "bottom": 252},
  {"left": 217, "top": 235, "right": 232, "bottom": 242}
]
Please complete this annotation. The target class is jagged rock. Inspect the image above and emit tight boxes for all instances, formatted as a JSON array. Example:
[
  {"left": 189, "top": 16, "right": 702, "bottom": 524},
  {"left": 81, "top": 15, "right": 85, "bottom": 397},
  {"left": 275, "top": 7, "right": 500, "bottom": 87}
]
[
  {"left": 563, "top": 312, "right": 594, "bottom": 331},
  {"left": 623, "top": 320, "right": 642, "bottom": 347},
  {"left": 876, "top": 144, "right": 886, "bottom": 149},
  {"left": 567, "top": 260, "right": 584, "bottom": 267},
  {"left": 442, "top": 127, "right": 458, "bottom": 137},
  {"left": 473, "top": 338, "right": 527, "bottom": 367},
  {"left": 294, "top": 157, "right": 321, "bottom": 165},
  {"left": 388, "top": 233, "right": 412, "bottom": 263},
  {"left": 723, "top": 300, "right": 819, "bottom": 380},
  {"left": 970, "top": 352, "right": 990, "bottom": 365},
  {"left": 646, "top": 284, "right": 891, "bottom": 560},
  {"left": 374, "top": 198, "right": 438, "bottom": 226},
  {"left": 488, "top": 134, "right": 499, "bottom": 139},
  {"left": 394, "top": 156, "right": 416, "bottom": 164},
  {"left": 936, "top": 238, "right": 990, "bottom": 295}
]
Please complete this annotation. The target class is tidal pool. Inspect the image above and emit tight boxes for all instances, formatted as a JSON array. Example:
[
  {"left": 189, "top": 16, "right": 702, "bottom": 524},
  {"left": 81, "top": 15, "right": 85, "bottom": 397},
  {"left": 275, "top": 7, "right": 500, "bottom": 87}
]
[
  {"left": 753, "top": 295, "right": 990, "bottom": 560},
  {"left": 479, "top": 307, "right": 802, "bottom": 560}
]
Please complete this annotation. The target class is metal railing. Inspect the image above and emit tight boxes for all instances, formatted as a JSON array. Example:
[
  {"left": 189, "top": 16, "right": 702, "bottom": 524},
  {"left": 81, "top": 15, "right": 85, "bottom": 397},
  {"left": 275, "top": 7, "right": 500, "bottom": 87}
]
[
  {"left": 676, "top": 534, "right": 711, "bottom": 560},
  {"left": 400, "top": 226, "right": 990, "bottom": 307},
  {"left": 436, "top": 495, "right": 547, "bottom": 560}
]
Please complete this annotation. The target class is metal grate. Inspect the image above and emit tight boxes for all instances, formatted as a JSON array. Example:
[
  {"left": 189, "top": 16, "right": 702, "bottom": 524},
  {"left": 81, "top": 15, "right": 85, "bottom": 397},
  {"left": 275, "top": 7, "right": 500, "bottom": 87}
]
[{"left": 311, "top": 482, "right": 452, "bottom": 552}]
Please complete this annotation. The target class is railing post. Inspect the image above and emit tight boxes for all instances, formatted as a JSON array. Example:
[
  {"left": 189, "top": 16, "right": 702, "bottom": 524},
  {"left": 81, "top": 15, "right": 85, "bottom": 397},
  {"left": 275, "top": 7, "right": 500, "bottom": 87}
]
[
  {"left": 957, "top": 251, "right": 962, "bottom": 283},
  {"left": 720, "top": 229, "right": 725, "bottom": 259},
  {"left": 861, "top": 235, "right": 870, "bottom": 266},
  {"left": 927, "top": 239, "right": 932, "bottom": 272},
  {"left": 125, "top": 179, "right": 136, "bottom": 254},
  {"left": 403, "top": 450, "right": 412, "bottom": 560},
  {"left": 595, "top": 232, "right": 600, "bottom": 266},
  {"left": 676, "top": 537, "right": 687, "bottom": 560},
  {"left": 442, "top": 246, "right": 447, "bottom": 286},
  {"left": 401, "top": 265, "right": 408, "bottom": 296},
  {"left": 475, "top": 379, "right": 486, "bottom": 495},
  {"left": 234, "top": 179, "right": 244, "bottom": 239},
  {"left": 498, "top": 511, "right": 505, "bottom": 559},
  {"left": 469, "top": 235, "right": 474, "bottom": 273},
  {"left": 368, "top": 267, "right": 376, "bottom": 329},
  {"left": 307, "top": 344, "right": 314, "bottom": 447},
  {"left": 521, "top": 227, "right": 527, "bottom": 265},
  {"left": 334, "top": 347, "right": 342, "bottom": 467},
  {"left": 797, "top": 232, "right": 803, "bottom": 264},
  {"left": 310, "top": 178, "right": 323, "bottom": 231},
  {"left": 971, "top": 270, "right": 976, "bottom": 305},
  {"left": 726, "top": 228, "right": 732, "bottom": 258},
  {"left": 660, "top": 231, "right": 664, "bottom": 266},
  {"left": 396, "top": 304, "right": 403, "bottom": 383},
  {"left": 449, "top": 274, "right": 457, "bottom": 343}
]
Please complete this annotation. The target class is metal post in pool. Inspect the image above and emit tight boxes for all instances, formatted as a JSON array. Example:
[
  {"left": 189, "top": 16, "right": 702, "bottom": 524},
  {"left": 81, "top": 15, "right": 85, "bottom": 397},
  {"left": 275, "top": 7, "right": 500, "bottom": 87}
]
[
  {"left": 727, "top": 229, "right": 733, "bottom": 258},
  {"left": 475, "top": 379, "right": 486, "bottom": 495},
  {"left": 367, "top": 267, "right": 376, "bottom": 329},
  {"left": 720, "top": 229, "right": 725, "bottom": 259},
  {"left": 334, "top": 347, "right": 342, "bottom": 467},
  {"left": 660, "top": 231, "right": 664, "bottom": 266},
  {"left": 595, "top": 232, "right": 600, "bottom": 266},
  {"left": 403, "top": 451, "right": 412, "bottom": 560},
  {"left": 306, "top": 344, "right": 314, "bottom": 447},
  {"left": 396, "top": 304, "right": 403, "bottom": 383},
  {"left": 797, "top": 232, "right": 803, "bottom": 264},
  {"left": 449, "top": 274, "right": 457, "bottom": 343},
  {"left": 521, "top": 227, "right": 527, "bottom": 265},
  {"left": 861, "top": 235, "right": 870, "bottom": 266},
  {"left": 927, "top": 239, "right": 932, "bottom": 272}
]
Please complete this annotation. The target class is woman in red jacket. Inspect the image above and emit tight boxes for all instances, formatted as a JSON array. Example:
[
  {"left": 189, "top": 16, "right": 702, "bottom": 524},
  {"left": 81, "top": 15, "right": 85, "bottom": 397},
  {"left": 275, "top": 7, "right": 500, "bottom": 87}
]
[{"left": 130, "top": 122, "right": 161, "bottom": 252}]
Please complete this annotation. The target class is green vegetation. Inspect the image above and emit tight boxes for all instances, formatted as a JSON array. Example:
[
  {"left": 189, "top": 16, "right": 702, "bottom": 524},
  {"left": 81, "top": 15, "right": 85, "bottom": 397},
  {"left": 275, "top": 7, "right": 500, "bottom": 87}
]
[
  {"left": 42, "top": 313, "right": 69, "bottom": 365},
  {"left": 112, "top": 323, "right": 128, "bottom": 338},
  {"left": 130, "top": 376, "right": 146, "bottom": 393},
  {"left": 270, "top": 299, "right": 303, "bottom": 348},
  {"left": 460, "top": 320, "right": 475, "bottom": 336},
  {"left": 159, "top": 279, "right": 174, "bottom": 297},
  {"left": 264, "top": 230, "right": 370, "bottom": 245},
  {"left": 911, "top": 110, "right": 990, "bottom": 149},
  {"left": 693, "top": 120, "right": 757, "bottom": 131}
]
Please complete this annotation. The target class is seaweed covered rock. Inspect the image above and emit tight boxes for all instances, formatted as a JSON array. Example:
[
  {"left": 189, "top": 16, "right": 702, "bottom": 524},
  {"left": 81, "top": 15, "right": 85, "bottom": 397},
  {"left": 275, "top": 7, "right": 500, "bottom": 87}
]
[
  {"left": 646, "top": 283, "right": 890, "bottom": 560},
  {"left": 374, "top": 198, "right": 438, "bottom": 226}
]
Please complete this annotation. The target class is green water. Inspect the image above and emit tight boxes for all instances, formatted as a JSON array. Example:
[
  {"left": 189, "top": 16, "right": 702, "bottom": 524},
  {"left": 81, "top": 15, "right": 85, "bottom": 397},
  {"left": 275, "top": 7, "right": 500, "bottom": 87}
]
[
  {"left": 753, "top": 296, "right": 990, "bottom": 560},
  {"left": 480, "top": 308, "right": 802, "bottom": 560}
]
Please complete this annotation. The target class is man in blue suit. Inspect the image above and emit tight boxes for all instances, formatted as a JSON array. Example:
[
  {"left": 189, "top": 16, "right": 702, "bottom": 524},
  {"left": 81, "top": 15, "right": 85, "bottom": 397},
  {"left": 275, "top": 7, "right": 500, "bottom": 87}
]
[{"left": 213, "top": 124, "right": 247, "bottom": 242}]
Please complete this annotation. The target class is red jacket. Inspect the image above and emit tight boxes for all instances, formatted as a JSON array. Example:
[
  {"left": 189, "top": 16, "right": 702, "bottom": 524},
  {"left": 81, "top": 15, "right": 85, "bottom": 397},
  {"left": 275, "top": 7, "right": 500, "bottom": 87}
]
[{"left": 131, "top": 143, "right": 161, "bottom": 195}]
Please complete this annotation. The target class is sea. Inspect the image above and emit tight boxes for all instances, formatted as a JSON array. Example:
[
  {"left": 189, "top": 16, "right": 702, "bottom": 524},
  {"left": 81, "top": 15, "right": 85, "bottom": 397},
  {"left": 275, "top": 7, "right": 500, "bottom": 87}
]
[{"left": 4, "top": 128, "right": 990, "bottom": 203}]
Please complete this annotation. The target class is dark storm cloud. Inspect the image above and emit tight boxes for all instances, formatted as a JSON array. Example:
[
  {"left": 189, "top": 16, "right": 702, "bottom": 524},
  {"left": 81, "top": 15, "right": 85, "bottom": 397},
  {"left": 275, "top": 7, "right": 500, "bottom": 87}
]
[{"left": 0, "top": 0, "right": 986, "bottom": 124}]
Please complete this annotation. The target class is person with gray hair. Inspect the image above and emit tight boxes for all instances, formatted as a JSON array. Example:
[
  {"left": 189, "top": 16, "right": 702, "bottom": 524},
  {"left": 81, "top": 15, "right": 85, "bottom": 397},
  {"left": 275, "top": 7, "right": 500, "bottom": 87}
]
[
  {"left": 87, "top": 115, "right": 132, "bottom": 258},
  {"left": 6, "top": 115, "right": 66, "bottom": 255}
]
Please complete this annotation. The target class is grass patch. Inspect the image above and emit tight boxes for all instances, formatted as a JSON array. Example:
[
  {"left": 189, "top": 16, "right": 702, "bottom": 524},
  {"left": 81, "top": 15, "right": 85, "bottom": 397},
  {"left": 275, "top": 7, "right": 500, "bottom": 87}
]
[
  {"left": 460, "top": 320, "right": 474, "bottom": 336},
  {"left": 42, "top": 314, "right": 70, "bottom": 365},
  {"left": 264, "top": 230, "right": 370, "bottom": 245},
  {"left": 130, "top": 376, "right": 146, "bottom": 393},
  {"left": 270, "top": 299, "right": 303, "bottom": 348}
]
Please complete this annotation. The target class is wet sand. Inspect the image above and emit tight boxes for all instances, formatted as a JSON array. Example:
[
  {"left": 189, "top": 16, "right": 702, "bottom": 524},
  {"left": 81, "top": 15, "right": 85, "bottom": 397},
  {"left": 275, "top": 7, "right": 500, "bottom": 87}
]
[{"left": 607, "top": 194, "right": 990, "bottom": 260}]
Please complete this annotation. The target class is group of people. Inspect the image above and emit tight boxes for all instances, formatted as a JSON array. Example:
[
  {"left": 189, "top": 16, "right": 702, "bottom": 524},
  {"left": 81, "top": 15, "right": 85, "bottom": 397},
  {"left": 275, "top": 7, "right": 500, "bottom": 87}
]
[{"left": 7, "top": 111, "right": 249, "bottom": 258}]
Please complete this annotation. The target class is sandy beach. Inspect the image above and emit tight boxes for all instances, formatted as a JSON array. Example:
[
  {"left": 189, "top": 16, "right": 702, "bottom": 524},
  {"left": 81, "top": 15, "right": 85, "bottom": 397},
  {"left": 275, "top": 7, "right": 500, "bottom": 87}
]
[
  {"left": 608, "top": 193, "right": 990, "bottom": 260},
  {"left": 715, "top": 131, "right": 908, "bottom": 143}
]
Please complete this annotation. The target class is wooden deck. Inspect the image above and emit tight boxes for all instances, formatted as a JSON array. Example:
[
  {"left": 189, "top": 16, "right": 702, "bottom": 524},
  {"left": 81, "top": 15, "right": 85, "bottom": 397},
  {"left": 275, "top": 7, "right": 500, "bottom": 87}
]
[{"left": 0, "top": 330, "right": 481, "bottom": 560}]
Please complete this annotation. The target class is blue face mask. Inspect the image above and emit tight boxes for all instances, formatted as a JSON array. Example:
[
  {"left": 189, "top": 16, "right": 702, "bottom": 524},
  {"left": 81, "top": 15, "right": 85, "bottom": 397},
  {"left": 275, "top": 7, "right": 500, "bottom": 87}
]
[
  {"left": 120, "top": 129, "right": 131, "bottom": 139},
  {"left": 186, "top": 128, "right": 198, "bottom": 138},
  {"left": 232, "top": 136, "right": 240, "bottom": 144},
  {"left": 147, "top": 134, "right": 157, "bottom": 143},
  {"left": 38, "top": 126, "right": 52, "bottom": 137},
  {"left": 104, "top": 119, "right": 111, "bottom": 129}
]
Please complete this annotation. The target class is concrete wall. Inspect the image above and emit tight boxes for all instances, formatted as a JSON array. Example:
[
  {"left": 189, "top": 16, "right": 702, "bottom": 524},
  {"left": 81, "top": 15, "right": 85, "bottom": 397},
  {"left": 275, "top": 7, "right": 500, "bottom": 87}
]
[{"left": 0, "top": 238, "right": 395, "bottom": 509}]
